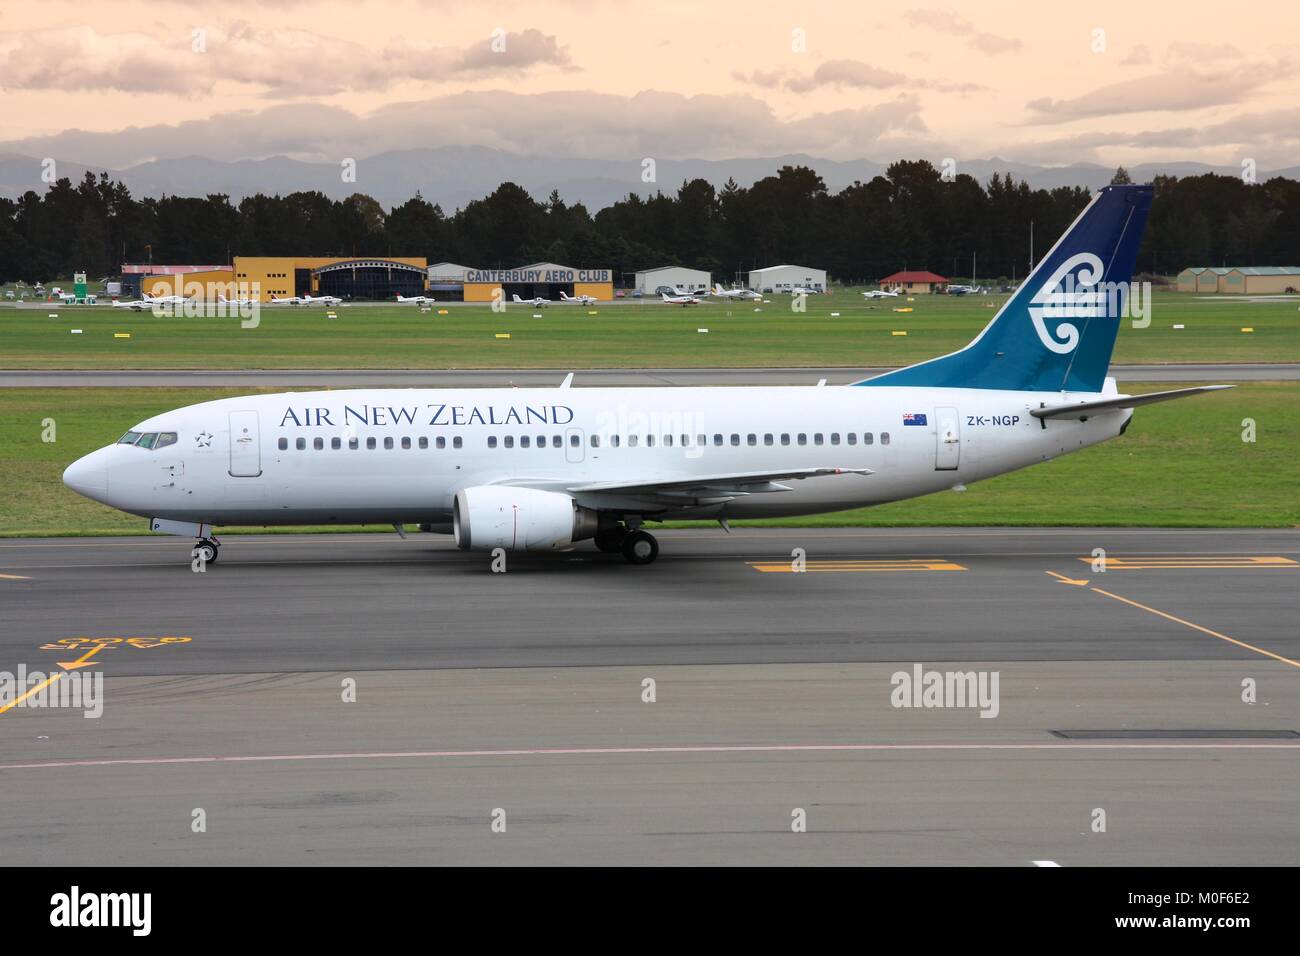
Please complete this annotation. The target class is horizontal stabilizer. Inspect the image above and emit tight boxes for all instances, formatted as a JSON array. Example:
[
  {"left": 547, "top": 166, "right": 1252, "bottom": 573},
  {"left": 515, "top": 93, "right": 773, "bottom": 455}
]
[{"left": 1030, "top": 385, "right": 1234, "bottom": 420}]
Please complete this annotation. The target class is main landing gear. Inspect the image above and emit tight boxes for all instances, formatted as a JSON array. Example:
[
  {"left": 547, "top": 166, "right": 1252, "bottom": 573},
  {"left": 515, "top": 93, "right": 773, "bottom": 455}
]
[
  {"left": 593, "top": 524, "right": 660, "bottom": 564},
  {"left": 192, "top": 537, "right": 220, "bottom": 565}
]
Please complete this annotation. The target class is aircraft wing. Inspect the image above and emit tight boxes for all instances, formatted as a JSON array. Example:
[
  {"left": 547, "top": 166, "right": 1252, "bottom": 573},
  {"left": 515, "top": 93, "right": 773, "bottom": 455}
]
[
  {"left": 566, "top": 467, "right": 872, "bottom": 497},
  {"left": 1030, "top": 385, "right": 1233, "bottom": 420}
]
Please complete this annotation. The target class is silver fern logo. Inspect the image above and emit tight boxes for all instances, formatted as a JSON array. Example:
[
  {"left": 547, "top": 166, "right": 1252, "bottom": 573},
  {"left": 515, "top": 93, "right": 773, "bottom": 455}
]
[{"left": 1027, "top": 252, "right": 1106, "bottom": 354}]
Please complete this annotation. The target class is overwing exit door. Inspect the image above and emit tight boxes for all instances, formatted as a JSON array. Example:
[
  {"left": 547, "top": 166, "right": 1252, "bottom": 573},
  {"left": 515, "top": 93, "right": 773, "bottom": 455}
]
[
  {"left": 228, "top": 410, "right": 262, "bottom": 477},
  {"left": 934, "top": 406, "right": 960, "bottom": 471}
]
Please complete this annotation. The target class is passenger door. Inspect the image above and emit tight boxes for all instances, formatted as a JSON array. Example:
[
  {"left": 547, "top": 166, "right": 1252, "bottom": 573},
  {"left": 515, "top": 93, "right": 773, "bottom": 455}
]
[
  {"left": 228, "top": 410, "right": 262, "bottom": 477},
  {"left": 934, "top": 406, "right": 960, "bottom": 471}
]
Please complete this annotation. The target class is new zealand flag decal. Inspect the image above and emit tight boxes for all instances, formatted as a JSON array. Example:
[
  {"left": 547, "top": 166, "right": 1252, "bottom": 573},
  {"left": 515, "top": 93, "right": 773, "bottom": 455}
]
[{"left": 902, "top": 413, "right": 928, "bottom": 426}]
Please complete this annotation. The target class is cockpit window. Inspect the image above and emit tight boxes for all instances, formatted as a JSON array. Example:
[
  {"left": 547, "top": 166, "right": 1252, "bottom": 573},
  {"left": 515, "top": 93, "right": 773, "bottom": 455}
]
[
  {"left": 154, "top": 432, "right": 177, "bottom": 449},
  {"left": 118, "top": 431, "right": 142, "bottom": 445},
  {"left": 136, "top": 433, "right": 158, "bottom": 449}
]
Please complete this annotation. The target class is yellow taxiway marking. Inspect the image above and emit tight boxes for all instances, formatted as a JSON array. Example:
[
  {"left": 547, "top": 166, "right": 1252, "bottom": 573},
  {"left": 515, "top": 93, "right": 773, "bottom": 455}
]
[
  {"left": 57, "top": 644, "right": 107, "bottom": 671},
  {"left": 1045, "top": 571, "right": 1089, "bottom": 586},
  {"left": 1078, "top": 555, "right": 1298, "bottom": 570},
  {"left": 0, "top": 673, "right": 63, "bottom": 715},
  {"left": 748, "top": 558, "right": 967, "bottom": 573},
  {"left": 1091, "top": 587, "right": 1300, "bottom": 670},
  {"left": 0, "top": 572, "right": 31, "bottom": 580}
]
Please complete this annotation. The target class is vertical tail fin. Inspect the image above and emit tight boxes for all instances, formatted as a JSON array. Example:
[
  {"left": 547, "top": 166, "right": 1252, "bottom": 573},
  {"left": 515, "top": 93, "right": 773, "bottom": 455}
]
[{"left": 855, "top": 184, "right": 1153, "bottom": 392}]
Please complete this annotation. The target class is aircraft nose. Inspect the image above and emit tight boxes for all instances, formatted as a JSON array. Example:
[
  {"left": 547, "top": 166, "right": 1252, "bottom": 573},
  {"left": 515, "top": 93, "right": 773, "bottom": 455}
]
[{"left": 63, "top": 449, "right": 110, "bottom": 500}]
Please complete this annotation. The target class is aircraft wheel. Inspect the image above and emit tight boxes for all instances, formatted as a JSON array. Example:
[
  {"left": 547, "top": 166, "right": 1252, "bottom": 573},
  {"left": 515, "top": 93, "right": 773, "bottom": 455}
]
[
  {"left": 193, "top": 540, "right": 219, "bottom": 565},
  {"left": 621, "top": 530, "right": 659, "bottom": 565}
]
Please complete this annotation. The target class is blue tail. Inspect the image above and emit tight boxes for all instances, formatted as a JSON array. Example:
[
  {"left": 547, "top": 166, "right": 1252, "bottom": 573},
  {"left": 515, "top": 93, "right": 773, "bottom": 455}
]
[{"left": 855, "top": 184, "right": 1153, "bottom": 392}]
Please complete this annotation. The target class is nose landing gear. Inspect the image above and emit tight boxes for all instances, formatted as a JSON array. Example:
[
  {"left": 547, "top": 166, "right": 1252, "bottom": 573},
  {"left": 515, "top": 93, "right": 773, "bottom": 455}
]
[{"left": 192, "top": 538, "right": 220, "bottom": 565}]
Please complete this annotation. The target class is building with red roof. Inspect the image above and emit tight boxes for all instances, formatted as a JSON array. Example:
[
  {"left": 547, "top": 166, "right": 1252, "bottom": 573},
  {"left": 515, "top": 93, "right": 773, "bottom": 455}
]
[{"left": 878, "top": 271, "right": 949, "bottom": 294}]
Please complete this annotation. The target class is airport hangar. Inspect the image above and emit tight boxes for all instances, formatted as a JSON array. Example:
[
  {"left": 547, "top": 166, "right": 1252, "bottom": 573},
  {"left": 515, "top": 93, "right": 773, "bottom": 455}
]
[
  {"left": 747, "top": 264, "right": 827, "bottom": 293},
  {"left": 633, "top": 266, "right": 711, "bottom": 295},
  {"left": 1176, "top": 266, "right": 1300, "bottom": 293},
  {"left": 128, "top": 258, "right": 615, "bottom": 303}
]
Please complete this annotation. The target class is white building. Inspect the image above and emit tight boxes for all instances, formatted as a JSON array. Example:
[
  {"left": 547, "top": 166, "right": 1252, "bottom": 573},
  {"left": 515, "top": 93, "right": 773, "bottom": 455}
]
[
  {"left": 427, "top": 262, "right": 475, "bottom": 283},
  {"left": 634, "top": 266, "right": 711, "bottom": 296},
  {"left": 747, "top": 264, "right": 827, "bottom": 293}
]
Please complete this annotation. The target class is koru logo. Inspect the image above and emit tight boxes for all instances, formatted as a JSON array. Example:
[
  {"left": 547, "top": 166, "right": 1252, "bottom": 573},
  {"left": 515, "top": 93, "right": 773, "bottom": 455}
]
[
  {"left": 194, "top": 431, "right": 212, "bottom": 447},
  {"left": 1026, "top": 252, "right": 1105, "bottom": 355}
]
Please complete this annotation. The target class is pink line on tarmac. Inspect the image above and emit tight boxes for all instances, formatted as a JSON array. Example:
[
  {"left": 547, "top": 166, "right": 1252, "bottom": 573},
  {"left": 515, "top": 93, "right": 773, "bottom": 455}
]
[{"left": 1, "top": 741, "right": 1297, "bottom": 772}]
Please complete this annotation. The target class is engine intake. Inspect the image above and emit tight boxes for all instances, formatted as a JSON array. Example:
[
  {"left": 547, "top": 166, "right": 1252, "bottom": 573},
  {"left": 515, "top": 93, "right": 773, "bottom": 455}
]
[{"left": 453, "top": 486, "right": 599, "bottom": 551}]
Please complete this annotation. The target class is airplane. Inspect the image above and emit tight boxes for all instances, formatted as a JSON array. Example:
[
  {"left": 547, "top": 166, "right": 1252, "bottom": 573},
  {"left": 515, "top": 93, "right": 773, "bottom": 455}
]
[
  {"left": 396, "top": 294, "right": 434, "bottom": 305},
  {"left": 789, "top": 286, "right": 821, "bottom": 296},
  {"left": 62, "top": 184, "right": 1231, "bottom": 569},
  {"left": 302, "top": 294, "right": 342, "bottom": 306},
  {"left": 270, "top": 294, "right": 305, "bottom": 306},
  {"left": 711, "top": 284, "right": 762, "bottom": 301},
  {"left": 218, "top": 292, "right": 259, "bottom": 309},
  {"left": 559, "top": 291, "right": 598, "bottom": 306},
  {"left": 513, "top": 293, "right": 551, "bottom": 308},
  {"left": 660, "top": 291, "right": 701, "bottom": 306},
  {"left": 862, "top": 289, "right": 900, "bottom": 300},
  {"left": 113, "top": 293, "right": 186, "bottom": 311}
]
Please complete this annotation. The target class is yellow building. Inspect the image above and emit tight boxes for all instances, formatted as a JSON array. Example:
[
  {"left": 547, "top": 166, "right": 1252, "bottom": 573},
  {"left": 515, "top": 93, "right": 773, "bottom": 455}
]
[{"left": 143, "top": 256, "right": 428, "bottom": 302}]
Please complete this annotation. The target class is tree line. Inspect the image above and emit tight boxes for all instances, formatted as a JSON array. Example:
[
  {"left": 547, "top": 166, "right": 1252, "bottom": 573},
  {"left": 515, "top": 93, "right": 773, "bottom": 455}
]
[{"left": 1, "top": 160, "right": 1297, "bottom": 286}]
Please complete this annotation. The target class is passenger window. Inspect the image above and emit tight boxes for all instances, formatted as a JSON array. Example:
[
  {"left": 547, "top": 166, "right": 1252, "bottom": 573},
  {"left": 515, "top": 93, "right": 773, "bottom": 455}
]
[
  {"left": 864, "top": 433, "right": 874, "bottom": 445},
  {"left": 503, "top": 436, "right": 514, "bottom": 448},
  {"left": 118, "top": 431, "right": 142, "bottom": 445},
  {"left": 730, "top": 434, "right": 739, "bottom": 446},
  {"left": 384, "top": 437, "right": 394, "bottom": 450},
  {"left": 436, "top": 437, "right": 446, "bottom": 449},
  {"left": 552, "top": 435, "right": 561, "bottom": 448},
  {"left": 488, "top": 436, "right": 497, "bottom": 448},
  {"left": 696, "top": 434, "right": 706, "bottom": 446},
  {"left": 349, "top": 437, "right": 359, "bottom": 450},
  {"left": 713, "top": 434, "right": 723, "bottom": 446},
  {"left": 569, "top": 434, "right": 580, "bottom": 447},
  {"left": 155, "top": 432, "right": 177, "bottom": 449},
  {"left": 278, "top": 437, "right": 288, "bottom": 450},
  {"left": 520, "top": 436, "right": 531, "bottom": 448},
  {"left": 537, "top": 435, "right": 545, "bottom": 448},
  {"left": 646, "top": 435, "right": 655, "bottom": 447},
  {"left": 781, "top": 434, "right": 790, "bottom": 446},
  {"left": 314, "top": 437, "right": 324, "bottom": 450},
  {"left": 764, "top": 434, "right": 773, "bottom": 445},
  {"left": 881, "top": 432, "right": 891, "bottom": 445},
  {"left": 366, "top": 437, "right": 377, "bottom": 450},
  {"left": 611, "top": 435, "right": 620, "bottom": 447},
  {"left": 418, "top": 437, "right": 428, "bottom": 449},
  {"left": 401, "top": 437, "right": 411, "bottom": 449},
  {"left": 295, "top": 437, "right": 306, "bottom": 450},
  {"left": 664, "top": 435, "right": 674, "bottom": 447},
  {"left": 831, "top": 433, "right": 840, "bottom": 445},
  {"left": 797, "top": 433, "right": 807, "bottom": 446},
  {"left": 332, "top": 437, "right": 342, "bottom": 450},
  {"left": 814, "top": 433, "right": 824, "bottom": 445},
  {"left": 847, "top": 433, "right": 857, "bottom": 446},
  {"left": 628, "top": 435, "right": 638, "bottom": 447},
  {"left": 591, "top": 435, "right": 600, "bottom": 448},
  {"left": 453, "top": 437, "right": 462, "bottom": 449}
]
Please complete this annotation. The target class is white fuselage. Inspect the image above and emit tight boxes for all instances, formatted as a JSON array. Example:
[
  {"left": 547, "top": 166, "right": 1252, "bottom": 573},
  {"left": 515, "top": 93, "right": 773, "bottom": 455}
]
[{"left": 66, "top": 385, "right": 1128, "bottom": 528}]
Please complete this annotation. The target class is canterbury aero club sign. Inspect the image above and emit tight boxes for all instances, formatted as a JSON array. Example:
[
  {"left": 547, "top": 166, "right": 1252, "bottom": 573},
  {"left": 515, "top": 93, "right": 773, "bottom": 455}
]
[{"left": 465, "top": 268, "right": 612, "bottom": 284}]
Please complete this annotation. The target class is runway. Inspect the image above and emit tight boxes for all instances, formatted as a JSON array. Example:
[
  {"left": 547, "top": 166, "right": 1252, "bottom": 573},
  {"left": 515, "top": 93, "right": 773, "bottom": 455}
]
[
  {"left": 2, "top": 363, "right": 1296, "bottom": 388},
  {"left": 1, "top": 527, "right": 1297, "bottom": 865}
]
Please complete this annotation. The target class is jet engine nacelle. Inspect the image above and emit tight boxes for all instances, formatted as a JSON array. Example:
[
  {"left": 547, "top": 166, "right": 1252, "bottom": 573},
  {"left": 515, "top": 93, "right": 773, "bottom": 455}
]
[{"left": 453, "top": 486, "right": 599, "bottom": 551}]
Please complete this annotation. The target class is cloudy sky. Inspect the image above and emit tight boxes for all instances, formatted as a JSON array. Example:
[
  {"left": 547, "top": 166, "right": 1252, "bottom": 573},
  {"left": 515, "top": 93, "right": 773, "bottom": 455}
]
[{"left": 1, "top": 0, "right": 1297, "bottom": 170}]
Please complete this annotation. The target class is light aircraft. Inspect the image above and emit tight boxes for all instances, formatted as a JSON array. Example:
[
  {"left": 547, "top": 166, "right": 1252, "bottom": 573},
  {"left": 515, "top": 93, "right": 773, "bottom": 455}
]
[
  {"left": 218, "top": 292, "right": 259, "bottom": 309},
  {"left": 660, "top": 291, "right": 701, "bottom": 306},
  {"left": 862, "top": 289, "right": 900, "bottom": 300},
  {"left": 63, "top": 185, "right": 1229, "bottom": 567},
  {"left": 302, "top": 294, "right": 342, "bottom": 306},
  {"left": 513, "top": 294, "right": 551, "bottom": 308},
  {"left": 789, "top": 285, "right": 821, "bottom": 296},
  {"left": 396, "top": 294, "right": 434, "bottom": 305},
  {"left": 711, "top": 284, "right": 762, "bottom": 301},
  {"left": 559, "top": 291, "right": 597, "bottom": 306},
  {"left": 270, "top": 294, "right": 305, "bottom": 305}
]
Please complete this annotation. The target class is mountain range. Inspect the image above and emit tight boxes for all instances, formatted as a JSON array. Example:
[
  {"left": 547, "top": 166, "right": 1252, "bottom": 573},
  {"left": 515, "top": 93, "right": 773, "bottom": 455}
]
[{"left": 2, "top": 147, "right": 1295, "bottom": 211}]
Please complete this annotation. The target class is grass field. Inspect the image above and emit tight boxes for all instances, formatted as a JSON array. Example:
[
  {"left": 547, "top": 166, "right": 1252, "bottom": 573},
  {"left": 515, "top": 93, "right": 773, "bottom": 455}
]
[
  {"left": 2, "top": 382, "right": 1294, "bottom": 536},
  {"left": 2, "top": 292, "right": 1297, "bottom": 368}
]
